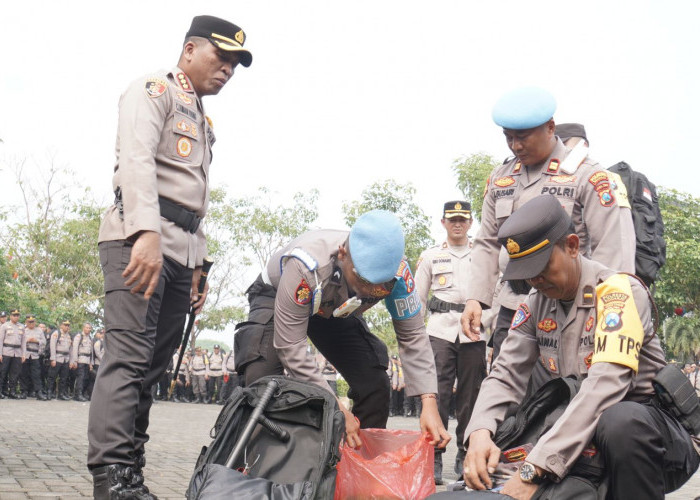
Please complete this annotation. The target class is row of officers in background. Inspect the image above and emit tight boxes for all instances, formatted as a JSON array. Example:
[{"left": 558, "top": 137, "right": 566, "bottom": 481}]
[{"left": 0, "top": 310, "right": 242, "bottom": 404}]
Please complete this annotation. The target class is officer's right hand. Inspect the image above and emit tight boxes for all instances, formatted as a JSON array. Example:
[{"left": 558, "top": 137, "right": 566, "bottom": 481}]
[
  {"left": 340, "top": 404, "right": 362, "bottom": 448},
  {"left": 123, "top": 230, "right": 163, "bottom": 300},
  {"left": 461, "top": 300, "right": 483, "bottom": 341},
  {"left": 464, "top": 429, "right": 501, "bottom": 490}
]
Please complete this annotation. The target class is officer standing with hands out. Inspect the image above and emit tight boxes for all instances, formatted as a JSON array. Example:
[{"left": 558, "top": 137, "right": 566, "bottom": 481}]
[
  {"left": 461, "top": 87, "right": 635, "bottom": 365},
  {"left": 463, "top": 195, "right": 699, "bottom": 499},
  {"left": 87, "top": 15, "right": 252, "bottom": 499}
]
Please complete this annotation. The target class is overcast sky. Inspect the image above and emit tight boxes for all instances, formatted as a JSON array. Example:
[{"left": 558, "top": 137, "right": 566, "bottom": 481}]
[{"left": 2, "top": 0, "right": 698, "bottom": 342}]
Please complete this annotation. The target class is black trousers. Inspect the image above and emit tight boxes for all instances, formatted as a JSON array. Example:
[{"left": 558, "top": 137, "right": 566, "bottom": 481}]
[
  {"left": 0, "top": 356, "right": 22, "bottom": 394},
  {"left": 74, "top": 363, "right": 90, "bottom": 397},
  {"left": 430, "top": 337, "right": 486, "bottom": 452},
  {"left": 242, "top": 306, "right": 391, "bottom": 429},
  {"left": 88, "top": 241, "right": 192, "bottom": 467},
  {"left": 20, "top": 357, "right": 43, "bottom": 394},
  {"left": 47, "top": 361, "right": 69, "bottom": 395},
  {"left": 490, "top": 307, "right": 515, "bottom": 368},
  {"left": 595, "top": 400, "right": 699, "bottom": 499},
  {"left": 87, "top": 364, "right": 99, "bottom": 397}
]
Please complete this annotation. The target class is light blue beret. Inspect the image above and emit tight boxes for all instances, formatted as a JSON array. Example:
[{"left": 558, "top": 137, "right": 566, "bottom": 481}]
[
  {"left": 492, "top": 86, "right": 557, "bottom": 130},
  {"left": 349, "top": 210, "right": 405, "bottom": 284}
]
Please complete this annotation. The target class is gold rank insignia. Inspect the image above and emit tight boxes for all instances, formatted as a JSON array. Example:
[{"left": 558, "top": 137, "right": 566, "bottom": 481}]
[
  {"left": 235, "top": 30, "right": 245, "bottom": 44},
  {"left": 176, "top": 72, "right": 194, "bottom": 92},
  {"left": 206, "top": 116, "right": 214, "bottom": 129},
  {"left": 176, "top": 92, "right": 193, "bottom": 105},
  {"left": 506, "top": 238, "right": 520, "bottom": 255},
  {"left": 454, "top": 202, "right": 462, "bottom": 210},
  {"left": 438, "top": 276, "right": 446, "bottom": 286},
  {"left": 547, "top": 159, "right": 560, "bottom": 173}
]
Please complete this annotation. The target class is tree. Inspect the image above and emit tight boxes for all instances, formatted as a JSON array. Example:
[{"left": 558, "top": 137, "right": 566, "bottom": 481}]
[
  {"left": 342, "top": 179, "right": 431, "bottom": 270},
  {"left": 662, "top": 315, "right": 700, "bottom": 363},
  {"left": 0, "top": 156, "right": 104, "bottom": 327},
  {"left": 654, "top": 188, "right": 700, "bottom": 320},
  {"left": 452, "top": 152, "right": 500, "bottom": 222}
]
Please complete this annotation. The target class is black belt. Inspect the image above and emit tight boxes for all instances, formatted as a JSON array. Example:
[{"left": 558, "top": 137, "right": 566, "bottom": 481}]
[
  {"left": 158, "top": 197, "right": 201, "bottom": 234},
  {"left": 428, "top": 296, "right": 465, "bottom": 314},
  {"left": 57, "top": 350, "right": 70, "bottom": 354},
  {"left": 3, "top": 343, "right": 21, "bottom": 348},
  {"left": 26, "top": 347, "right": 39, "bottom": 353}
]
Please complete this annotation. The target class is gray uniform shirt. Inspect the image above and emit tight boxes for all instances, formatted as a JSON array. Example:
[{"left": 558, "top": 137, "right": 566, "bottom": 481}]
[
  {"left": 0, "top": 321, "right": 26, "bottom": 358},
  {"left": 223, "top": 351, "right": 237, "bottom": 375},
  {"left": 415, "top": 240, "right": 481, "bottom": 343},
  {"left": 23, "top": 326, "right": 46, "bottom": 360},
  {"left": 50, "top": 330, "right": 72, "bottom": 363},
  {"left": 467, "top": 139, "right": 635, "bottom": 310},
  {"left": 208, "top": 352, "right": 224, "bottom": 377},
  {"left": 98, "top": 67, "right": 214, "bottom": 268},
  {"left": 71, "top": 332, "right": 94, "bottom": 365},
  {"left": 93, "top": 338, "right": 104, "bottom": 366},
  {"left": 264, "top": 229, "right": 438, "bottom": 396},
  {"left": 464, "top": 258, "right": 666, "bottom": 479}
]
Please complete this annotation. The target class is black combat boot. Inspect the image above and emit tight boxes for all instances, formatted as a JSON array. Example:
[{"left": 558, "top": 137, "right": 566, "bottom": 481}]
[
  {"left": 92, "top": 463, "right": 158, "bottom": 500},
  {"left": 434, "top": 452, "right": 444, "bottom": 486},
  {"left": 59, "top": 392, "right": 71, "bottom": 401},
  {"left": 37, "top": 391, "right": 48, "bottom": 401}
]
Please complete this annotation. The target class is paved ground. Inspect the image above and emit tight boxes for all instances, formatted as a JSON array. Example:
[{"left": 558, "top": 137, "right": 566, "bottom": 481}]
[{"left": 1, "top": 398, "right": 699, "bottom": 499}]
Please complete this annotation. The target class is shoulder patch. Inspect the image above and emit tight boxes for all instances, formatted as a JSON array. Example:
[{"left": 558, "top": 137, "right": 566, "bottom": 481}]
[
  {"left": 511, "top": 303, "right": 531, "bottom": 329},
  {"left": 144, "top": 78, "right": 168, "bottom": 98},
  {"left": 384, "top": 260, "right": 421, "bottom": 320},
  {"left": 592, "top": 274, "right": 644, "bottom": 372},
  {"left": 294, "top": 279, "right": 312, "bottom": 305}
]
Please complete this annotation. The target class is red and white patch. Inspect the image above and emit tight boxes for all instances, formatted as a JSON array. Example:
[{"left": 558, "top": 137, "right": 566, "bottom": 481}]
[
  {"left": 585, "top": 316, "right": 594, "bottom": 332},
  {"left": 144, "top": 78, "right": 167, "bottom": 98},
  {"left": 588, "top": 171, "right": 609, "bottom": 186},
  {"left": 294, "top": 279, "right": 312, "bottom": 305},
  {"left": 537, "top": 318, "right": 557, "bottom": 333},
  {"left": 642, "top": 187, "right": 653, "bottom": 203},
  {"left": 494, "top": 176, "right": 516, "bottom": 188},
  {"left": 176, "top": 137, "right": 192, "bottom": 157}
]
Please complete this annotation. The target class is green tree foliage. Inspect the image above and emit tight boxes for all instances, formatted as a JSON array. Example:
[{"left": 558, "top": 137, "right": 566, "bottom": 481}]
[
  {"left": 662, "top": 315, "right": 700, "bottom": 363},
  {"left": 452, "top": 152, "right": 500, "bottom": 222},
  {"left": 0, "top": 159, "right": 103, "bottom": 327},
  {"left": 654, "top": 188, "right": 700, "bottom": 319},
  {"left": 342, "top": 179, "right": 431, "bottom": 270}
]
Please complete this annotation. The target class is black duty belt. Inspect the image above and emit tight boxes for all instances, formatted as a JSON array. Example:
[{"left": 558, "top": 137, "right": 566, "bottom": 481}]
[
  {"left": 57, "top": 350, "right": 70, "bottom": 354},
  {"left": 428, "top": 296, "right": 465, "bottom": 314},
  {"left": 192, "top": 368, "right": 206, "bottom": 372},
  {"left": 3, "top": 343, "right": 21, "bottom": 348},
  {"left": 26, "top": 347, "right": 39, "bottom": 353},
  {"left": 158, "top": 197, "right": 201, "bottom": 234}
]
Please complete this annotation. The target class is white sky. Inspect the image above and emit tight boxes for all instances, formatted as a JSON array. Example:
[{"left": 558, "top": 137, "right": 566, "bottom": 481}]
[{"left": 2, "top": 0, "right": 699, "bottom": 341}]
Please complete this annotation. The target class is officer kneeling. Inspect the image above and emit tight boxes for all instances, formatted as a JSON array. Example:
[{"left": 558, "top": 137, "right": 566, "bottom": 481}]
[{"left": 463, "top": 195, "right": 699, "bottom": 499}]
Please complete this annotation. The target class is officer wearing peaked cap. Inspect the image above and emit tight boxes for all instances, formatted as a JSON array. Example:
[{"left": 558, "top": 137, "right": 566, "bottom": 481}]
[
  {"left": 460, "top": 86, "right": 635, "bottom": 371},
  {"left": 88, "top": 15, "right": 252, "bottom": 499},
  {"left": 0, "top": 309, "right": 26, "bottom": 399},
  {"left": 235, "top": 210, "right": 450, "bottom": 449},
  {"left": 463, "top": 195, "right": 699, "bottom": 499}
]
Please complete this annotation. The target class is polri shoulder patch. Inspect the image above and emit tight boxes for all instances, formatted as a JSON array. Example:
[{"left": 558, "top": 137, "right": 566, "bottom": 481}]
[
  {"left": 511, "top": 303, "right": 531, "bottom": 329},
  {"left": 145, "top": 78, "right": 168, "bottom": 98}
]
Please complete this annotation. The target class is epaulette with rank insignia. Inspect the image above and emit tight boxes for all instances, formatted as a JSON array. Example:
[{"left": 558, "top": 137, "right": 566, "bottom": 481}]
[{"left": 176, "top": 72, "right": 195, "bottom": 93}]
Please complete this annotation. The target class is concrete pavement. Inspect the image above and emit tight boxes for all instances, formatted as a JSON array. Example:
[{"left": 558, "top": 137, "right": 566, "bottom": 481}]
[{"left": 1, "top": 399, "right": 698, "bottom": 499}]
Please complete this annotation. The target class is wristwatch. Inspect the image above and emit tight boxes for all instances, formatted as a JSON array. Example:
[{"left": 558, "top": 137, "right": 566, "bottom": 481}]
[{"left": 519, "top": 462, "right": 545, "bottom": 484}]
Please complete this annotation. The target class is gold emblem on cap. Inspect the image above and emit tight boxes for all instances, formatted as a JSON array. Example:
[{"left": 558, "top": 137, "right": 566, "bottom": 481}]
[
  {"left": 506, "top": 238, "right": 520, "bottom": 255},
  {"left": 455, "top": 202, "right": 462, "bottom": 210},
  {"left": 235, "top": 30, "right": 245, "bottom": 44}
]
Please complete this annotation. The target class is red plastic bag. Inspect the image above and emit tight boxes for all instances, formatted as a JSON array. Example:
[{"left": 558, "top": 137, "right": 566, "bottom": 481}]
[{"left": 334, "top": 428, "right": 435, "bottom": 500}]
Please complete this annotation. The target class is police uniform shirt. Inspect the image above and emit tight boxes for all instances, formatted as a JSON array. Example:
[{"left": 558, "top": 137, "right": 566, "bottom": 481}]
[
  {"left": 71, "top": 332, "right": 94, "bottom": 365},
  {"left": 23, "top": 326, "right": 46, "bottom": 360},
  {"left": 50, "top": 330, "right": 72, "bottom": 363},
  {"left": 190, "top": 354, "right": 208, "bottom": 376},
  {"left": 223, "top": 351, "right": 237, "bottom": 375},
  {"left": 0, "top": 321, "right": 26, "bottom": 358},
  {"left": 467, "top": 139, "right": 635, "bottom": 310},
  {"left": 93, "top": 338, "right": 105, "bottom": 366},
  {"left": 464, "top": 258, "right": 666, "bottom": 480},
  {"left": 98, "top": 67, "right": 214, "bottom": 269},
  {"left": 415, "top": 240, "right": 480, "bottom": 343},
  {"left": 263, "top": 229, "right": 438, "bottom": 396},
  {"left": 208, "top": 351, "right": 224, "bottom": 376}
]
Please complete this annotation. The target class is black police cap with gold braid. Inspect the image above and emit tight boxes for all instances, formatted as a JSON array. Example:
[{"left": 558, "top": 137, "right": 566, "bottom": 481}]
[
  {"left": 186, "top": 15, "right": 252, "bottom": 67},
  {"left": 498, "top": 195, "right": 573, "bottom": 281},
  {"left": 443, "top": 201, "right": 472, "bottom": 219}
]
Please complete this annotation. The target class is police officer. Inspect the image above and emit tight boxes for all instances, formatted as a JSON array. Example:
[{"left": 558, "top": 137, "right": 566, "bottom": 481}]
[
  {"left": 415, "top": 201, "right": 486, "bottom": 484},
  {"left": 71, "top": 323, "right": 94, "bottom": 402},
  {"left": 49, "top": 321, "right": 73, "bottom": 400},
  {"left": 87, "top": 15, "right": 252, "bottom": 498},
  {"left": 463, "top": 195, "right": 699, "bottom": 499},
  {"left": 221, "top": 345, "right": 239, "bottom": 403},
  {"left": 461, "top": 87, "right": 635, "bottom": 366},
  {"left": 172, "top": 348, "right": 190, "bottom": 402},
  {"left": 189, "top": 346, "right": 209, "bottom": 403},
  {"left": 235, "top": 210, "right": 449, "bottom": 449},
  {"left": 20, "top": 315, "right": 47, "bottom": 400},
  {"left": 0, "top": 309, "right": 26, "bottom": 398},
  {"left": 207, "top": 344, "right": 224, "bottom": 403}
]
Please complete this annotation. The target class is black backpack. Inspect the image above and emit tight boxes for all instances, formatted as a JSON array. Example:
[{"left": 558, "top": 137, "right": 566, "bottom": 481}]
[
  {"left": 186, "top": 376, "right": 344, "bottom": 500},
  {"left": 608, "top": 161, "right": 666, "bottom": 287}
]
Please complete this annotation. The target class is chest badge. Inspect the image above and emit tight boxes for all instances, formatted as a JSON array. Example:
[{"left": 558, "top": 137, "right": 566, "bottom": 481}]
[
  {"left": 537, "top": 318, "right": 557, "bottom": 333},
  {"left": 176, "top": 137, "right": 192, "bottom": 157}
]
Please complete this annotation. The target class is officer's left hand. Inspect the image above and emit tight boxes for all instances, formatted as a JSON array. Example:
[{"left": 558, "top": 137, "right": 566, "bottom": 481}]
[
  {"left": 191, "top": 267, "right": 210, "bottom": 315},
  {"left": 500, "top": 474, "right": 538, "bottom": 499},
  {"left": 419, "top": 396, "right": 451, "bottom": 448}
]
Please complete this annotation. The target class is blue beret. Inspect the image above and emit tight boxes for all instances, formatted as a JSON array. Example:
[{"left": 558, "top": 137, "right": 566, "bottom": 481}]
[
  {"left": 492, "top": 86, "right": 557, "bottom": 130},
  {"left": 349, "top": 210, "right": 405, "bottom": 284}
]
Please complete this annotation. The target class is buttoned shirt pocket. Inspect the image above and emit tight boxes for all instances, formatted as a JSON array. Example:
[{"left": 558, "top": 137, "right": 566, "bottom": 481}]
[
  {"left": 495, "top": 198, "right": 514, "bottom": 220},
  {"left": 167, "top": 111, "right": 204, "bottom": 165},
  {"left": 431, "top": 261, "right": 453, "bottom": 290}
]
